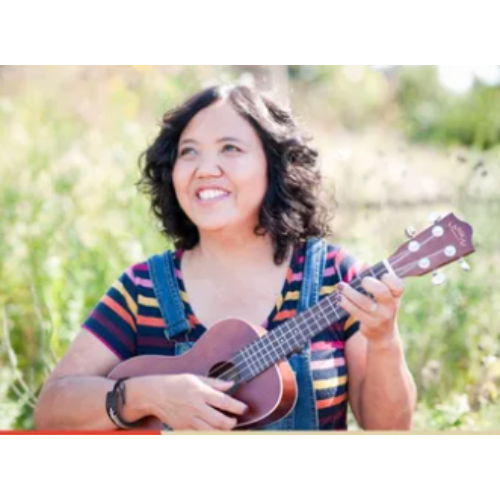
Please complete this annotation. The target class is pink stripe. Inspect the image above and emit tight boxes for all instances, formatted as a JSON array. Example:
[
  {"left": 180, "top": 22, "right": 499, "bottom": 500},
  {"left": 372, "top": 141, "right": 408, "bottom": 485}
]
[
  {"left": 135, "top": 277, "right": 153, "bottom": 288},
  {"left": 311, "top": 357, "right": 346, "bottom": 370},
  {"left": 133, "top": 263, "right": 148, "bottom": 272},
  {"left": 297, "top": 256, "right": 305, "bottom": 264},
  {"left": 311, "top": 340, "right": 344, "bottom": 351},
  {"left": 344, "top": 261, "right": 362, "bottom": 282},
  {"left": 322, "top": 266, "right": 339, "bottom": 278},
  {"left": 326, "top": 249, "right": 339, "bottom": 260},
  {"left": 334, "top": 248, "right": 348, "bottom": 266},
  {"left": 175, "top": 269, "right": 182, "bottom": 279},
  {"left": 125, "top": 267, "right": 137, "bottom": 286},
  {"left": 291, "top": 272, "right": 303, "bottom": 281}
]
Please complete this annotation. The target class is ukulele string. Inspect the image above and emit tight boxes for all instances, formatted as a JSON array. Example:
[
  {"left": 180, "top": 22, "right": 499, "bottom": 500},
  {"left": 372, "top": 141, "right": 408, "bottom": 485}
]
[
  {"left": 387, "top": 233, "right": 438, "bottom": 269},
  {"left": 212, "top": 245, "right": 451, "bottom": 384}
]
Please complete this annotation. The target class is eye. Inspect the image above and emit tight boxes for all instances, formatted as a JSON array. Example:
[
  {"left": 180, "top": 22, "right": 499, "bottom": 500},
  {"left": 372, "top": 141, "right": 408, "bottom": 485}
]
[
  {"left": 222, "top": 144, "right": 242, "bottom": 154},
  {"left": 178, "top": 146, "right": 197, "bottom": 158}
]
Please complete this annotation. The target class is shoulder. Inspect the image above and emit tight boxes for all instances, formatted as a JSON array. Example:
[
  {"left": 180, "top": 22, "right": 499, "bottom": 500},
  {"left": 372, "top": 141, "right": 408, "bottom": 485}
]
[
  {"left": 324, "top": 242, "right": 365, "bottom": 281},
  {"left": 117, "top": 261, "right": 149, "bottom": 289},
  {"left": 120, "top": 248, "right": 180, "bottom": 293},
  {"left": 122, "top": 248, "right": 179, "bottom": 283},
  {"left": 304, "top": 238, "right": 365, "bottom": 284}
]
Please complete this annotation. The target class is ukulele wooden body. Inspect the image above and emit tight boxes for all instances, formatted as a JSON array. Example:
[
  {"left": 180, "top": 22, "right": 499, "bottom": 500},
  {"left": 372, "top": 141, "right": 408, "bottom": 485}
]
[{"left": 107, "top": 318, "right": 298, "bottom": 430}]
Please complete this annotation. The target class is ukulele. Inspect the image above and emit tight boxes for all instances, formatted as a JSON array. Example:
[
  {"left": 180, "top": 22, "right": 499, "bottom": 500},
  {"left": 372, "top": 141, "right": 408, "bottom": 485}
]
[{"left": 108, "top": 212, "right": 475, "bottom": 429}]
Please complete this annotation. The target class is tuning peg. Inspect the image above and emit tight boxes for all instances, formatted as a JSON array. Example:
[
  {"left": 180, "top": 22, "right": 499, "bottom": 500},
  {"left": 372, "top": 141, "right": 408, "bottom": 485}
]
[
  {"left": 429, "top": 212, "right": 442, "bottom": 224},
  {"left": 432, "top": 271, "right": 447, "bottom": 286},
  {"left": 459, "top": 258, "right": 471, "bottom": 272},
  {"left": 405, "top": 226, "right": 416, "bottom": 239}
]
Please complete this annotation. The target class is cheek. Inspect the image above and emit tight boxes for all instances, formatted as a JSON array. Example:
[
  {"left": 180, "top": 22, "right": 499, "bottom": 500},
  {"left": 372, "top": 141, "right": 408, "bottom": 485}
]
[
  {"left": 172, "top": 163, "right": 188, "bottom": 191},
  {"left": 172, "top": 165, "right": 190, "bottom": 207},
  {"left": 236, "top": 156, "right": 268, "bottom": 198}
]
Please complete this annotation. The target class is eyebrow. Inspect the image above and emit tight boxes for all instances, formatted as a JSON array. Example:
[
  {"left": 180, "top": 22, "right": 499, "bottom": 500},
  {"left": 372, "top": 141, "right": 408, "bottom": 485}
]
[{"left": 179, "top": 136, "right": 247, "bottom": 146}]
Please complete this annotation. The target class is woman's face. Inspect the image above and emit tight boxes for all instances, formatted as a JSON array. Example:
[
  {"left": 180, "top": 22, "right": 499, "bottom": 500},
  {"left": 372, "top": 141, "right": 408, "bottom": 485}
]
[{"left": 172, "top": 99, "right": 268, "bottom": 234}]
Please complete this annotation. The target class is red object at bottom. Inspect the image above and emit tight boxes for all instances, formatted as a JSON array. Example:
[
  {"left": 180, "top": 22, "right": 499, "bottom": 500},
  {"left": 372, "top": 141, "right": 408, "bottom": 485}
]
[{"left": 0, "top": 430, "right": 161, "bottom": 435}]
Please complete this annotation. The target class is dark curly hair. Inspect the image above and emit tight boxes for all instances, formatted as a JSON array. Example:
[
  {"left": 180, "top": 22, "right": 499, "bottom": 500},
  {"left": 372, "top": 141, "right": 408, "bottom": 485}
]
[{"left": 138, "top": 85, "right": 334, "bottom": 265}]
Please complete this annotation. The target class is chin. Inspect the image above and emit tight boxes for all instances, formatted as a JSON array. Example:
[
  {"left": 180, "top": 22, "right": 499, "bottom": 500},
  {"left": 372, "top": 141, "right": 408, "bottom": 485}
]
[{"left": 192, "top": 216, "right": 237, "bottom": 232}]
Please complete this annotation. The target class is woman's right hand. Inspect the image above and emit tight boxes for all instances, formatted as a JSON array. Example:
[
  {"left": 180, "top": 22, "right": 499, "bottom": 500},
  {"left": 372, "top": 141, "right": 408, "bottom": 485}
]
[{"left": 130, "top": 374, "right": 248, "bottom": 431}]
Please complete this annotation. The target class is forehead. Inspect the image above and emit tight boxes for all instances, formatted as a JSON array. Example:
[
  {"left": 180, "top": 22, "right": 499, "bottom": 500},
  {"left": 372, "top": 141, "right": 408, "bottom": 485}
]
[{"left": 179, "top": 99, "right": 259, "bottom": 143}]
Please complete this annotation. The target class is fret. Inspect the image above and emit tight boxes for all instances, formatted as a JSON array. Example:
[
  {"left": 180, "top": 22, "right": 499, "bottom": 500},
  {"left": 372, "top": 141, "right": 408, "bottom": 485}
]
[
  {"left": 232, "top": 351, "right": 252, "bottom": 381},
  {"left": 261, "top": 335, "right": 278, "bottom": 367},
  {"left": 317, "top": 305, "right": 332, "bottom": 329},
  {"left": 324, "top": 298, "right": 344, "bottom": 323},
  {"left": 294, "top": 313, "right": 314, "bottom": 344},
  {"left": 327, "top": 298, "right": 342, "bottom": 321},
  {"left": 238, "top": 346, "right": 253, "bottom": 380},
  {"left": 279, "top": 322, "right": 297, "bottom": 352},
  {"left": 269, "top": 330, "right": 288, "bottom": 359},
  {"left": 247, "top": 341, "right": 263, "bottom": 374}
]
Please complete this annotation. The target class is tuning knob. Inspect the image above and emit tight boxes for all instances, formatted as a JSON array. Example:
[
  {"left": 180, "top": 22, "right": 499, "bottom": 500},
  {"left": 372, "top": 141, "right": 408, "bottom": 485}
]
[
  {"left": 405, "top": 226, "right": 416, "bottom": 239},
  {"left": 432, "top": 271, "right": 447, "bottom": 286},
  {"left": 429, "top": 212, "right": 442, "bottom": 224},
  {"left": 459, "top": 258, "right": 471, "bottom": 272}
]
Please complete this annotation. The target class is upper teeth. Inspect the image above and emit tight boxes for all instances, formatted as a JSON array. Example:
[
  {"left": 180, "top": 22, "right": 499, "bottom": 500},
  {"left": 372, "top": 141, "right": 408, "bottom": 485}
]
[{"left": 198, "top": 189, "right": 228, "bottom": 200}]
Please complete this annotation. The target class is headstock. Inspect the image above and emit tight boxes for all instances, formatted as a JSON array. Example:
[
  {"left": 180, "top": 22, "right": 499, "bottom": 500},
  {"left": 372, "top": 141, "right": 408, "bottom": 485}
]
[{"left": 388, "top": 213, "right": 475, "bottom": 281}]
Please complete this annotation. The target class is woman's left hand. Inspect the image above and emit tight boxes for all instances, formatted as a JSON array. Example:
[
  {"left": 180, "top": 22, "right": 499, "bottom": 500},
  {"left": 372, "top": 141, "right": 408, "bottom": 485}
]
[{"left": 338, "top": 274, "right": 405, "bottom": 345}]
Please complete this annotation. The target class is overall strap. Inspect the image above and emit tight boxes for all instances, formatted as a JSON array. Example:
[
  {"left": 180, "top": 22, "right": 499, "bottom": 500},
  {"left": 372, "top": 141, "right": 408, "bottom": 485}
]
[
  {"left": 277, "top": 237, "right": 326, "bottom": 431},
  {"left": 298, "top": 237, "right": 327, "bottom": 313},
  {"left": 147, "top": 250, "right": 190, "bottom": 340}
]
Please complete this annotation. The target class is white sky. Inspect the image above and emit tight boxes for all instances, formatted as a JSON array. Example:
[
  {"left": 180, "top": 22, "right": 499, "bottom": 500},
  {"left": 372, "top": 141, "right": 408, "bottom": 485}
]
[
  {"left": 437, "top": 65, "right": 500, "bottom": 93},
  {"left": 373, "top": 65, "right": 500, "bottom": 94}
]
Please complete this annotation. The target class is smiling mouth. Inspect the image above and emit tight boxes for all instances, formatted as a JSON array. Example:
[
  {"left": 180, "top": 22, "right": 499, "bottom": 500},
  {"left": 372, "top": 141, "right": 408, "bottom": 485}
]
[{"left": 195, "top": 189, "right": 231, "bottom": 202}]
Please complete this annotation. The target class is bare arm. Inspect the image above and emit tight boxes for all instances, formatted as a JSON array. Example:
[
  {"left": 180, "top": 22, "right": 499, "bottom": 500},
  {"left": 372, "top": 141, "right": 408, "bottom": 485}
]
[
  {"left": 34, "top": 329, "right": 247, "bottom": 431},
  {"left": 346, "top": 328, "right": 416, "bottom": 430},
  {"left": 341, "top": 274, "right": 417, "bottom": 430},
  {"left": 34, "top": 330, "right": 151, "bottom": 430}
]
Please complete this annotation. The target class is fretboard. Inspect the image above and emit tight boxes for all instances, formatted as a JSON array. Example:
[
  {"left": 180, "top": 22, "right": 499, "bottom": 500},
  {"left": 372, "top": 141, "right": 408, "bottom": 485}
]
[{"left": 233, "top": 260, "right": 391, "bottom": 382}]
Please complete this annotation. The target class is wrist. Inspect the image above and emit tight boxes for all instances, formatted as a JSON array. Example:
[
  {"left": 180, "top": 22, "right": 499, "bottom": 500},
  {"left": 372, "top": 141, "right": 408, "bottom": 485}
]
[
  {"left": 120, "top": 377, "right": 155, "bottom": 421},
  {"left": 367, "top": 331, "right": 402, "bottom": 352}
]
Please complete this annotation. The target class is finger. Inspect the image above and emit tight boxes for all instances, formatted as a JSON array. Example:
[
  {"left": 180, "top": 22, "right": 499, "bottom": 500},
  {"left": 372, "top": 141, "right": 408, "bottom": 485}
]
[
  {"left": 191, "top": 416, "right": 217, "bottom": 431},
  {"left": 198, "top": 376, "right": 234, "bottom": 391},
  {"left": 199, "top": 404, "right": 238, "bottom": 431},
  {"left": 339, "top": 293, "right": 379, "bottom": 326},
  {"left": 360, "top": 277, "right": 393, "bottom": 304},
  {"left": 205, "top": 389, "right": 248, "bottom": 416},
  {"left": 381, "top": 273, "right": 405, "bottom": 298},
  {"left": 340, "top": 282, "right": 379, "bottom": 314}
]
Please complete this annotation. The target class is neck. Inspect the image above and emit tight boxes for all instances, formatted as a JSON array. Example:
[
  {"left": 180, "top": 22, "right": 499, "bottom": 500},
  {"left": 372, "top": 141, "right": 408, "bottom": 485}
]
[{"left": 194, "top": 229, "right": 277, "bottom": 269}]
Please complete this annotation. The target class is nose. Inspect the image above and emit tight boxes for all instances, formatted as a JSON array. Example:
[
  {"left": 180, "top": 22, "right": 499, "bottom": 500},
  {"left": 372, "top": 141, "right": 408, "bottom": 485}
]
[{"left": 196, "top": 153, "right": 223, "bottom": 178}]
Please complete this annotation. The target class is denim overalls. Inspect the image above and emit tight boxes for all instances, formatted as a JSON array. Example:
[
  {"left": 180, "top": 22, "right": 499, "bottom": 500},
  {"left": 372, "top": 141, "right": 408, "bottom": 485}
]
[{"left": 147, "top": 238, "right": 327, "bottom": 431}]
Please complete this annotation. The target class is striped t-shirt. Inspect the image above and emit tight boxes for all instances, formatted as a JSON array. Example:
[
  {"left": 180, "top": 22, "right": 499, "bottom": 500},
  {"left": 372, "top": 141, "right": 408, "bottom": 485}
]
[{"left": 82, "top": 240, "right": 363, "bottom": 430}]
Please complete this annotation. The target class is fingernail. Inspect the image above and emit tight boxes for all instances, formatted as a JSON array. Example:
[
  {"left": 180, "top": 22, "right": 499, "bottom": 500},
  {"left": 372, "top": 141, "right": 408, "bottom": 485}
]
[{"left": 337, "top": 283, "right": 345, "bottom": 293}]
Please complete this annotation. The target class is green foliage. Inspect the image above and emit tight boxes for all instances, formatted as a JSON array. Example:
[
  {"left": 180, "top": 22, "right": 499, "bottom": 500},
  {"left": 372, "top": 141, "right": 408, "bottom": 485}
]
[
  {"left": 290, "top": 65, "right": 500, "bottom": 150},
  {"left": 396, "top": 66, "right": 500, "bottom": 149}
]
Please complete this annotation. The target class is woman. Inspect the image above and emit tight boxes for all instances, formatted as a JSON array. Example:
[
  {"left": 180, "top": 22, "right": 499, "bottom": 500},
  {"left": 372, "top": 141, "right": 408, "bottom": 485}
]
[{"left": 34, "top": 85, "right": 416, "bottom": 431}]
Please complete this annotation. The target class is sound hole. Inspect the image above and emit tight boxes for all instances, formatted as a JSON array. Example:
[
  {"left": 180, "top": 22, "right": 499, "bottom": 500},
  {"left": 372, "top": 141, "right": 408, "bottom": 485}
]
[{"left": 209, "top": 361, "right": 241, "bottom": 396}]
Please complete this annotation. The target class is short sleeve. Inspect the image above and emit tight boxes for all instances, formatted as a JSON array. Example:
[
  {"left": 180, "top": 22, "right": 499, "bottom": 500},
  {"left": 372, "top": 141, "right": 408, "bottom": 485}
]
[
  {"left": 320, "top": 244, "right": 367, "bottom": 343},
  {"left": 82, "top": 266, "right": 139, "bottom": 360}
]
